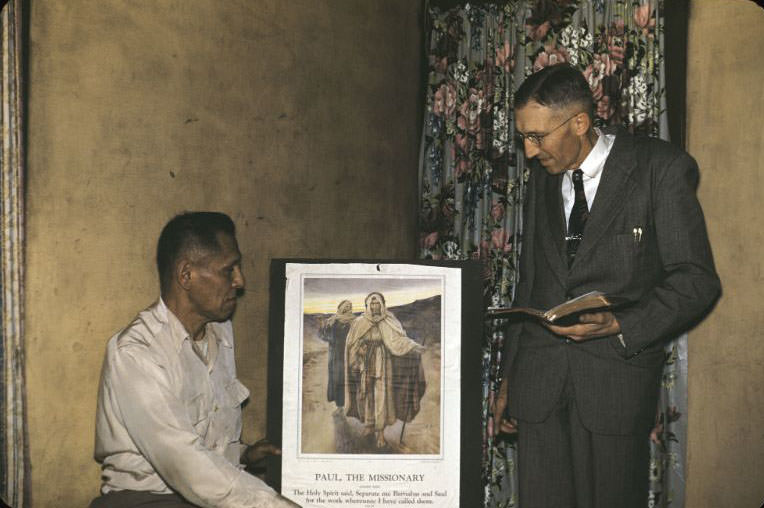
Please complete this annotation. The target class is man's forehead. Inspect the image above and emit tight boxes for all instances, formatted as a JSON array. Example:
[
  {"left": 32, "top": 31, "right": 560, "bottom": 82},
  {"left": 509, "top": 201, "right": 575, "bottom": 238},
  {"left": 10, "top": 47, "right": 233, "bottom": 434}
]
[{"left": 516, "top": 101, "right": 565, "bottom": 131}]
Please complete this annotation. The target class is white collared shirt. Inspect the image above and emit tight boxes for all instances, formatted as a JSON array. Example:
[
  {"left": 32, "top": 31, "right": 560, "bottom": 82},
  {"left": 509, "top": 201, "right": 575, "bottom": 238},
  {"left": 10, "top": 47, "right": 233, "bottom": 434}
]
[
  {"left": 562, "top": 129, "right": 616, "bottom": 224},
  {"left": 94, "top": 299, "right": 291, "bottom": 507}
]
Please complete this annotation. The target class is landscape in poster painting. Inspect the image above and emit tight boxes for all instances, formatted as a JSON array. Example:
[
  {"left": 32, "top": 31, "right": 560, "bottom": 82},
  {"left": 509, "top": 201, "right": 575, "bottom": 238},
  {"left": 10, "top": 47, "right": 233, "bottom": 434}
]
[{"left": 300, "top": 276, "right": 442, "bottom": 455}]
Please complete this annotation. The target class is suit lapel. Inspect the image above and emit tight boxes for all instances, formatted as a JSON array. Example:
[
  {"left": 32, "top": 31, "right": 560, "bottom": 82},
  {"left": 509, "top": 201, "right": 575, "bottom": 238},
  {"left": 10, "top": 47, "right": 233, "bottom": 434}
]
[
  {"left": 572, "top": 129, "right": 638, "bottom": 267},
  {"left": 539, "top": 170, "right": 568, "bottom": 287}
]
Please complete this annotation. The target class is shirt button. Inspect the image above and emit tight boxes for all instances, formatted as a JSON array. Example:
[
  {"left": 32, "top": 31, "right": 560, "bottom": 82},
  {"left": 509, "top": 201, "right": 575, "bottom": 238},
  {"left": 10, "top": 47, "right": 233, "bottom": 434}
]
[{"left": 565, "top": 338, "right": 572, "bottom": 344}]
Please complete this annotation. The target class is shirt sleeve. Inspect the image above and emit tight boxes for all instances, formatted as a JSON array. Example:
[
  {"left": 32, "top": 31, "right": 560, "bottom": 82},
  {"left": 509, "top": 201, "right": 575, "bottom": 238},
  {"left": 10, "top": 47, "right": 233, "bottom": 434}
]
[{"left": 108, "top": 344, "right": 296, "bottom": 508}]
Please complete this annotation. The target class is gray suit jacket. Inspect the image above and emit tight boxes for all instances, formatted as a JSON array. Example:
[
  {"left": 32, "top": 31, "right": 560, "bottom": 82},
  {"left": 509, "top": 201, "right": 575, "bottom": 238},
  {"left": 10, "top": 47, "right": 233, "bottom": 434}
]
[{"left": 504, "top": 128, "right": 720, "bottom": 435}]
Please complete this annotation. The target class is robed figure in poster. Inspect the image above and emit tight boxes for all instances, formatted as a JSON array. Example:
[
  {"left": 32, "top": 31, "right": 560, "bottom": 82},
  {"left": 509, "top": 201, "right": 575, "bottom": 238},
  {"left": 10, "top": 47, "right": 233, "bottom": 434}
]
[
  {"left": 344, "top": 292, "right": 426, "bottom": 449},
  {"left": 318, "top": 300, "right": 354, "bottom": 412}
]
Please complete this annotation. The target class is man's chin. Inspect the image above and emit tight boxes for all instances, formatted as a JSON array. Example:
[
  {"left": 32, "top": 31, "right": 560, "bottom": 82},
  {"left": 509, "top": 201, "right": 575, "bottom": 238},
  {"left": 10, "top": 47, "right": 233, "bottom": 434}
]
[
  {"left": 540, "top": 161, "right": 564, "bottom": 175},
  {"left": 216, "top": 301, "right": 238, "bottom": 321}
]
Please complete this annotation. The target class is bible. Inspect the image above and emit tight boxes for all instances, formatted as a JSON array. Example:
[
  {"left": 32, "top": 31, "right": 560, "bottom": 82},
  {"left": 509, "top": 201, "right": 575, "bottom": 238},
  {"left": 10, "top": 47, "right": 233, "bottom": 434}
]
[{"left": 485, "top": 291, "right": 628, "bottom": 324}]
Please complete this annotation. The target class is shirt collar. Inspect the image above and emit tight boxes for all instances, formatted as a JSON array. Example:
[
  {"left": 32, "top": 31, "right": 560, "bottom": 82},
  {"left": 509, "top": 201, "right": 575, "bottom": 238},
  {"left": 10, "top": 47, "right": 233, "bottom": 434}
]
[
  {"left": 156, "top": 297, "right": 233, "bottom": 352},
  {"left": 575, "top": 128, "right": 615, "bottom": 179},
  {"left": 157, "top": 297, "right": 191, "bottom": 353}
]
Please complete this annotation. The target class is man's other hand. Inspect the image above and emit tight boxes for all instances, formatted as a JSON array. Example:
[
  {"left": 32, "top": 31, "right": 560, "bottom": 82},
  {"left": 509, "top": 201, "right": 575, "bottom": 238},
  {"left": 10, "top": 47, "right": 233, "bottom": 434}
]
[
  {"left": 242, "top": 438, "right": 281, "bottom": 467},
  {"left": 546, "top": 311, "right": 620, "bottom": 342},
  {"left": 491, "top": 378, "right": 518, "bottom": 436}
]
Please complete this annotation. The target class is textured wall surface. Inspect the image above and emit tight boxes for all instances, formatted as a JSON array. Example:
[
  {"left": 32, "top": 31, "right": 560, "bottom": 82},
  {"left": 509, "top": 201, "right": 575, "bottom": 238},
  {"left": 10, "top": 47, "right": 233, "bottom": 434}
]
[
  {"left": 686, "top": 1, "right": 764, "bottom": 506},
  {"left": 25, "top": 1, "right": 422, "bottom": 505}
]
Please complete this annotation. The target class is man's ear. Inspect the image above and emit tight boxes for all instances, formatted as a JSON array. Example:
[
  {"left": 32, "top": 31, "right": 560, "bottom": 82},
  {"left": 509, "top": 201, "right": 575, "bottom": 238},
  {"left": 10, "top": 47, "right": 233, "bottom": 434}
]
[
  {"left": 176, "top": 259, "right": 194, "bottom": 290},
  {"left": 572, "top": 111, "right": 592, "bottom": 137}
]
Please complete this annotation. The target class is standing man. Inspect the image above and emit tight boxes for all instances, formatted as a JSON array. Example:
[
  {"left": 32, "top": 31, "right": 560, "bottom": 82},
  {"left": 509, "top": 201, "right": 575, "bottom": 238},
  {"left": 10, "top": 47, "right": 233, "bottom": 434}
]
[
  {"left": 344, "top": 292, "right": 426, "bottom": 449},
  {"left": 91, "top": 212, "right": 299, "bottom": 508},
  {"left": 494, "top": 64, "right": 720, "bottom": 507}
]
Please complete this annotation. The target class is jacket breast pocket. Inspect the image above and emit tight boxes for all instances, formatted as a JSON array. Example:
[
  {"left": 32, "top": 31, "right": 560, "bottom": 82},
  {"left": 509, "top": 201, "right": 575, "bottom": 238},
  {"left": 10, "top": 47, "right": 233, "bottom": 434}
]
[{"left": 607, "top": 232, "right": 643, "bottom": 269}]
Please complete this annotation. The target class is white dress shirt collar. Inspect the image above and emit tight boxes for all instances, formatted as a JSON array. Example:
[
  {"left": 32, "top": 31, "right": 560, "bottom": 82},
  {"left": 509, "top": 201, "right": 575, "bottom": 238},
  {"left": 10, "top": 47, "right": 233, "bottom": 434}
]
[{"left": 577, "top": 128, "right": 614, "bottom": 178}]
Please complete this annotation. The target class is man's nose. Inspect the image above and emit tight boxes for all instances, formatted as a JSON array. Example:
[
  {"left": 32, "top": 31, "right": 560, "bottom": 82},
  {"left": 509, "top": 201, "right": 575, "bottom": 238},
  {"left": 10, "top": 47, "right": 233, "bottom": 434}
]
[
  {"left": 232, "top": 266, "right": 245, "bottom": 290},
  {"left": 523, "top": 138, "right": 540, "bottom": 158}
]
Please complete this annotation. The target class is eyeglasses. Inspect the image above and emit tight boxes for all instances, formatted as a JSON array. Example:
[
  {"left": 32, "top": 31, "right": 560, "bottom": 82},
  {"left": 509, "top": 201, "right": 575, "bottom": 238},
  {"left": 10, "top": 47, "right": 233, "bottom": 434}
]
[{"left": 515, "top": 112, "right": 581, "bottom": 147}]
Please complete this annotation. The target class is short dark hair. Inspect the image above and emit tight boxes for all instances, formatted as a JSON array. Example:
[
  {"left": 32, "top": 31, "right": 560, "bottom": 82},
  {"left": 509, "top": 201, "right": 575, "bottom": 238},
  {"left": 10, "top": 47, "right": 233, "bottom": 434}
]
[
  {"left": 514, "top": 63, "right": 594, "bottom": 118},
  {"left": 156, "top": 211, "right": 236, "bottom": 294}
]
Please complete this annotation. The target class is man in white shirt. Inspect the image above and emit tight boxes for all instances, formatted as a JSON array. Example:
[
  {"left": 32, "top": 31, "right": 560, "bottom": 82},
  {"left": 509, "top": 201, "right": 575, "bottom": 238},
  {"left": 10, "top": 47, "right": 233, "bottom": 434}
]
[{"left": 91, "top": 212, "right": 299, "bottom": 508}]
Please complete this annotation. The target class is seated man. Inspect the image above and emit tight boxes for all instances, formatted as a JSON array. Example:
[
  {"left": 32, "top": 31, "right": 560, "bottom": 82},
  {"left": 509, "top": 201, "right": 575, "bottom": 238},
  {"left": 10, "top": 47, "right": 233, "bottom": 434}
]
[{"left": 91, "top": 212, "right": 299, "bottom": 508}]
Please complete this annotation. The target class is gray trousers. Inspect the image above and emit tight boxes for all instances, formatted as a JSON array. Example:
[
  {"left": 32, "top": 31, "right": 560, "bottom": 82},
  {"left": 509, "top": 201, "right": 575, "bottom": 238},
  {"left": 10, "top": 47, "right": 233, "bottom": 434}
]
[
  {"left": 516, "top": 381, "right": 650, "bottom": 508},
  {"left": 89, "top": 490, "right": 198, "bottom": 508}
]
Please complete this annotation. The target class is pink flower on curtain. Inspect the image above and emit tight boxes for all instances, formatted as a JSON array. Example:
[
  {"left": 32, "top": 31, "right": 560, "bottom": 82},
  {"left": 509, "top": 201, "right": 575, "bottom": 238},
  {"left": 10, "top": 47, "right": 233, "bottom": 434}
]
[
  {"left": 596, "top": 53, "right": 617, "bottom": 76},
  {"left": 584, "top": 54, "right": 615, "bottom": 101},
  {"left": 433, "top": 82, "right": 458, "bottom": 118},
  {"left": 445, "top": 82, "right": 457, "bottom": 117},
  {"left": 458, "top": 88, "right": 484, "bottom": 135},
  {"left": 584, "top": 64, "right": 604, "bottom": 101},
  {"left": 491, "top": 202, "right": 505, "bottom": 222},
  {"left": 495, "top": 41, "right": 515, "bottom": 72},
  {"left": 422, "top": 231, "right": 439, "bottom": 249},
  {"left": 533, "top": 45, "right": 569, "bottom": 72},
  {"left": 455, "top": 132, "right": 471, "bottom": 154},
  {"left": 525, "top": 20, "right": 552, "bottom": 41},
  {"left": 491, "top": 228, "right": 512, "bottom": 253},
  {"left": 596, "top": 95, "right": 614, "bottom": 120},
  {"left": 433, "top": 84, "right": 447, "bottom": 116},
  {"left": 606, "top": 20, "right": 626, "bottom": 66},
  {"left": 455, "top": 159, "right": 472, "bottom": 179},
  {"left": 634, "top": 3, "right": 656, "bottom": 37}
]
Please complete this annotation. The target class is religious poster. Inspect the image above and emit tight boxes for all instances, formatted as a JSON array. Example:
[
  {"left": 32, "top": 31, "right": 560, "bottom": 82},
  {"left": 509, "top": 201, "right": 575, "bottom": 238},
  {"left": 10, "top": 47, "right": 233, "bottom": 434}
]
[{"left": 269, "top": 262, "right": 480, "bottom": 508}]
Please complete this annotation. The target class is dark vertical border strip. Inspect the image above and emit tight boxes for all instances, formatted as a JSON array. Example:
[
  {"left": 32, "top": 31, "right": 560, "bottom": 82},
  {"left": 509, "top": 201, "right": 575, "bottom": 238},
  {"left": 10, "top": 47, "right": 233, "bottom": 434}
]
[
  {"left": 460, "top": 260, "right": 483, "bottom": 508},
  {"left": 266, "top": 260, "right": 288, "bottom": 492},
  {"left": 664, "top": 0, "right": 689, "bottom": 148},
  {"left": 20, "top": 1, "right": 31, "bottom": 506}
]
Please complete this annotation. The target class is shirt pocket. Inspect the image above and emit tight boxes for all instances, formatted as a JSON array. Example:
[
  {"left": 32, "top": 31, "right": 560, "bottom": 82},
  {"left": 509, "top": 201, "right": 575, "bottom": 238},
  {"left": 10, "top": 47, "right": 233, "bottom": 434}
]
[
  {"left": 225, "top": 379, "right": 250, "bottom": 408},
  {"left": 217, "top": 379, "right": 249, "bottom": 444}
]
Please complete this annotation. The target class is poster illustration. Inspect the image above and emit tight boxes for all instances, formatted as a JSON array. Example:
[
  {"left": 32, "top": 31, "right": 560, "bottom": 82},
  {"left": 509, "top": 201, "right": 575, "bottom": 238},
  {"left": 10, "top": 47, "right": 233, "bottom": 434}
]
[{"left": 279, "top": 263, "right": 464, "bottom": 508}]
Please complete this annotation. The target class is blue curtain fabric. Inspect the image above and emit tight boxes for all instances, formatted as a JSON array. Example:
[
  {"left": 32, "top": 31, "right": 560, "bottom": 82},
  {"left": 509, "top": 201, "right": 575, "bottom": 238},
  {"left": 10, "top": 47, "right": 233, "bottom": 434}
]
[
  {"left": 0, "top": 1, "right": 27, "bottom": 506},
  {"left": 418, "top": 1, "right": 686, "bottom": 506}
]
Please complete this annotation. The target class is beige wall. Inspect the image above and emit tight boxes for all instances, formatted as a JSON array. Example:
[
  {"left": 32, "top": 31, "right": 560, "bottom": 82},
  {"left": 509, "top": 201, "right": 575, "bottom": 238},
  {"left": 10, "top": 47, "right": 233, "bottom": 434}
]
[
  {"left": 24, "top": 1, "right": 764, "bottom": 506},
  {"left": 25, "top": 1, "right": 421, "bottom": 506},
  {"left": 686, "top": 1, "right": 764, "bottom": 506}
]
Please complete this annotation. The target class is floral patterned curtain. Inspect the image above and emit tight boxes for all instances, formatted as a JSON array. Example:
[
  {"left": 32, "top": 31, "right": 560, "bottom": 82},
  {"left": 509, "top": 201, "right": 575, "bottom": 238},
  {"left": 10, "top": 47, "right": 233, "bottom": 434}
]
[
  {"left": 0, "top": 0, "right": 27, "bottom": 506},
  {"left": 418, "top": 1, "right": 686, "bottom": 506}
]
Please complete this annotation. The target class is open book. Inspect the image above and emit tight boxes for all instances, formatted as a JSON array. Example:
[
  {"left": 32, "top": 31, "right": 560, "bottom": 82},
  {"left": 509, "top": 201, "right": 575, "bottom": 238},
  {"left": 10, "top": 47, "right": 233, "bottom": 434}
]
[{"left": 486, "top": 291, "right": 629, "bottom": 324}]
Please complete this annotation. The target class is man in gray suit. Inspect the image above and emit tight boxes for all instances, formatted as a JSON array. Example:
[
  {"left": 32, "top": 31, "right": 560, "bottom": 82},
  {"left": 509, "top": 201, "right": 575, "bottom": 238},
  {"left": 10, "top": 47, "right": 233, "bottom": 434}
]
[{"left": 493, "top": 64, "right": 720, "bottom": 507}]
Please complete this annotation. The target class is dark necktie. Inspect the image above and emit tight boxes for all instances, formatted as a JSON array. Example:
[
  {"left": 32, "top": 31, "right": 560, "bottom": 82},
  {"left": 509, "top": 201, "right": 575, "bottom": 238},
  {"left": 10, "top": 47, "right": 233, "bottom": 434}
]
[{"left": 566, "top": 169, "right": 589, "bottom": 267}]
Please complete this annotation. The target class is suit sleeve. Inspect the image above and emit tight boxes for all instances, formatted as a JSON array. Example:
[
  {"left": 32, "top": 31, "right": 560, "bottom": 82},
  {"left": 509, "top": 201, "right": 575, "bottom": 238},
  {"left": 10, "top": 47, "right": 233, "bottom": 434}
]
[{"left": 612, "top": 151, "right": 720, "bottom": 357}]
